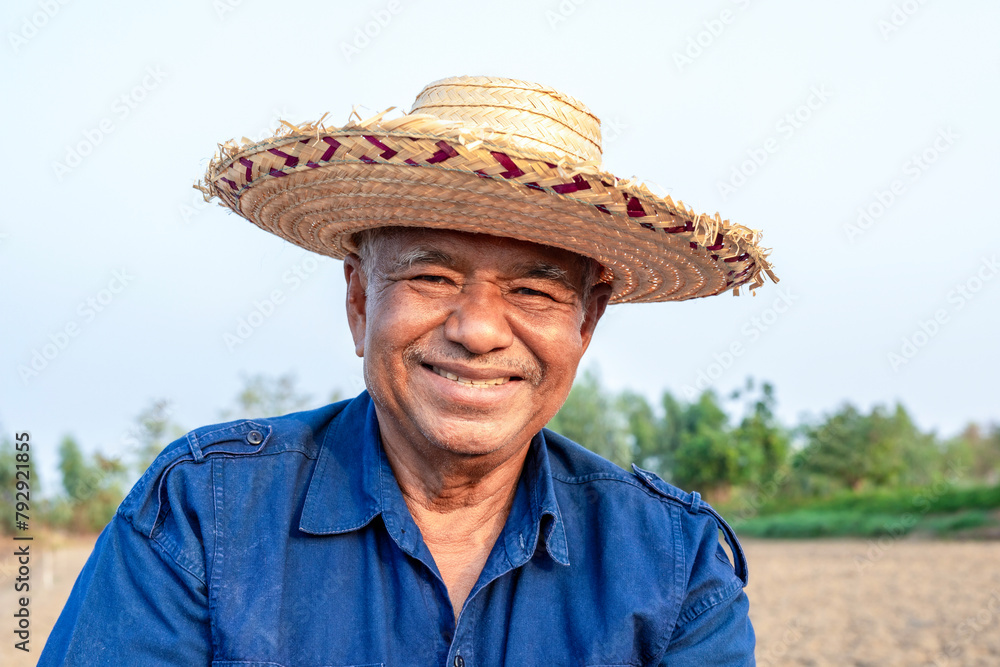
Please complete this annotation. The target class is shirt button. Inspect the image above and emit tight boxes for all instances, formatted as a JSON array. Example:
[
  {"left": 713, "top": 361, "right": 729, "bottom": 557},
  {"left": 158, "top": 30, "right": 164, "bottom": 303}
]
[
  {"left": 453, "top": 656, "right": 465, "bottom": 667},
  {"left": 246, "top": 430, "right": 263, "bottom": 445}
]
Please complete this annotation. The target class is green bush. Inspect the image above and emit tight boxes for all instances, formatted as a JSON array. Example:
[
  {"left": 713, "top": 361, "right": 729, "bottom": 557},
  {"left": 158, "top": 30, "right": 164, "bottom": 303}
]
[
  {"left": 746, "top": 483, "right": 1000, "bottom": 518},
  {"left": 733, "top": 506, "right": 1000, "bottom": 539}
]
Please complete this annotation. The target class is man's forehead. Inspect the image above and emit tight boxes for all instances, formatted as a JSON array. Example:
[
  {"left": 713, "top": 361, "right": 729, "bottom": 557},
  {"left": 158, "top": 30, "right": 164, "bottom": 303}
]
[{"left": 374, "top": 227, "right": 586, "bottom": 271}]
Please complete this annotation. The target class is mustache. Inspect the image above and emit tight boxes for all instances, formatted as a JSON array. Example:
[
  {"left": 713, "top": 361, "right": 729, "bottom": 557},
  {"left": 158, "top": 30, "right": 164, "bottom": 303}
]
[{"left": 402, "top": 340, "right": 544, "bottom": 385}]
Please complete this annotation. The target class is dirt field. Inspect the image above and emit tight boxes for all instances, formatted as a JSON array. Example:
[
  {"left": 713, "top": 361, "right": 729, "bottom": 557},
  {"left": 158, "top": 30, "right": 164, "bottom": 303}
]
[
  {"left": 1, "top": 533, "right": 98, "bottom": 667},
  {"left": 2, "top": 536, "right": 998, "bottom": 665},
  {"left": 744, "top": 539, "right": 1000, "bottom": 666}
]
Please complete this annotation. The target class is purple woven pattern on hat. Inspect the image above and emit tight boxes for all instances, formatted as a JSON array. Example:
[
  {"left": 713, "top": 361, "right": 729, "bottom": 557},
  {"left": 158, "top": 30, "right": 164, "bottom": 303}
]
[
  {"left": 551, "top": 175, "right": 591, "bottom": 194},
  {"left": 489, "top": 152, "right": 525, "bottom": 179},
  {"left": 364, "top": 135, "right": 398, "bottom": 160},
  {"left": 320, "top": 137, "right": 341, "bottom": 161},
  {"left": 426, "top": 140, "right": 459, "bottom": 164}
]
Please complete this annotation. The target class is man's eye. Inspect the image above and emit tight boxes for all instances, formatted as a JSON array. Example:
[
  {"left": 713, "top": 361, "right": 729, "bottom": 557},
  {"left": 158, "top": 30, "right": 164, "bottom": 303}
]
[
  {"left": 414, "top": 275, "right": 448, "bottom": 283},
  {"left": 515, "top": 287, "right": 554, "bottom": 299}
]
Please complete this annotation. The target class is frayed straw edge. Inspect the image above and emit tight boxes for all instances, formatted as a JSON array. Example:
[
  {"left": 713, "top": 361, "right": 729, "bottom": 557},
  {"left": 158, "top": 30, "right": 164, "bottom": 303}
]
[{"left": 195, "top": 109, "right": 779, "bottom": 292}]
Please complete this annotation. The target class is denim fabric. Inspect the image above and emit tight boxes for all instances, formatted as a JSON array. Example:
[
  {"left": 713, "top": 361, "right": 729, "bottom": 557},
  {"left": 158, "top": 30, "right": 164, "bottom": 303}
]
[{"left": 41, "top": 392, "right": 754, "bottom": 666}]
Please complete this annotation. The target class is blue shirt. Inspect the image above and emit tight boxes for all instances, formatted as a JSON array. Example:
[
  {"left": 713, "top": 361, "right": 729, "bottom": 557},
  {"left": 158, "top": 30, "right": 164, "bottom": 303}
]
[{"left": 41, "top": 392, "right": 754, "bottom": 666}]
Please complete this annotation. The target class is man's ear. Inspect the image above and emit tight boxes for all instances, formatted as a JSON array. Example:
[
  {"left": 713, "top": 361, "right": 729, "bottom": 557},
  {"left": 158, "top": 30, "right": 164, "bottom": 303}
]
[
  {"left": 343, "top": 255, "right": 367, "bottom": 358},
  {"left": 579, "top": 282, "right": 612, "bottom": 354}
]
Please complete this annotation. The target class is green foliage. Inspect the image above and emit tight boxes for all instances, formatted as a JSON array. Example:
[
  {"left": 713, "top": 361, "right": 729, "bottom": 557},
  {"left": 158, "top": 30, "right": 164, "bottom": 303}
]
[
  {"left": 919, "top": 510, "right": 995, "bottom": 534},
  {"left": 796, "top": 402, "right": 943, "bottom": 492},
  {"left": 548, "top": 373, "right": 791, "bottom": 503},
  {"left": 51, "top": 435, "right": 128, "bottom": 533},
  {"left": 944, "top": 424, "right": 1000, "bottom": 484},
  {"left": 760, "top": 482, "right": 1000, "bottom": 517},
  {"left": 733, "top": 480, "right": 1000, "bottom": 538},
  {"left": 128, "top": 400, "right": 185, "bottom": 474},
  {"left": 668, "top": 391, "right": 740, "bottom": 494},
  {"left": 616, "top": 389, "right": 658, "bottom": 468},
  {"left": 731, "top": 380, "right": 789, "bottom": 486},
  {"left": 798, "top": 404, "right": 893, "bottom": 490},
  {"left": 734, "top": 507, "right": 999, "bottom": 539},
  {"left": 548, "top": 370, "right": 631, "bottom": 468}
]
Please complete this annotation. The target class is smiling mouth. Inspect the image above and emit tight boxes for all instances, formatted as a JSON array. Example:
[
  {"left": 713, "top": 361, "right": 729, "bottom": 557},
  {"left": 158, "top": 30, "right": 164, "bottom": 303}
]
[{"left": 425, "top": 364, "right": 520, "bottom": 387}]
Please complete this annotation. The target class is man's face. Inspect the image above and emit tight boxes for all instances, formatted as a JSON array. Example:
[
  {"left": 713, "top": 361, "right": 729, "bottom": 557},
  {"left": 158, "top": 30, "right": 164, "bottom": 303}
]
[{"left": 344, "top": 228, "right": 610, "bottom": 461}]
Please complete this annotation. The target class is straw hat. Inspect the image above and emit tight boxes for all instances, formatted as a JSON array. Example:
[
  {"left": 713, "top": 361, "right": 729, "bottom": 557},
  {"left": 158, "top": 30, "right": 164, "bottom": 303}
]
[{"left": 197, "top": 75, "right": 776, "bottom": 303}]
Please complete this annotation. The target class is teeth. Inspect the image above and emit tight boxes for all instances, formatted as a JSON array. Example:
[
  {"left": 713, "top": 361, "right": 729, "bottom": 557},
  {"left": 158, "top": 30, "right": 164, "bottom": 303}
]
[{"left": 430, "top": 366, "right": 510, "bottom": 387}]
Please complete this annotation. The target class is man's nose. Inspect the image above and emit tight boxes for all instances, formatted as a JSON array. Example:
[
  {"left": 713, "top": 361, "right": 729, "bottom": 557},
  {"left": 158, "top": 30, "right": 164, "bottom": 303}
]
[{"left": 443, "top": 283, "right": 514, "bottom": 355}]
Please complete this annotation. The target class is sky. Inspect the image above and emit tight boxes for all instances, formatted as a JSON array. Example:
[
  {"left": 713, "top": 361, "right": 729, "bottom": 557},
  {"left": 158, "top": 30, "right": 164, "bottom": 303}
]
[{"left": 2, "top": 0, "right": 998, "bottom": 492}]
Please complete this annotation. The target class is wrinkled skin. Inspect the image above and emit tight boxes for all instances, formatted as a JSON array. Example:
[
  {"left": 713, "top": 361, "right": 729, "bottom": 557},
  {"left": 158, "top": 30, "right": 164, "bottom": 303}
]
[{"left": 344, "top": 228, "right": 610, "bottom": 475}]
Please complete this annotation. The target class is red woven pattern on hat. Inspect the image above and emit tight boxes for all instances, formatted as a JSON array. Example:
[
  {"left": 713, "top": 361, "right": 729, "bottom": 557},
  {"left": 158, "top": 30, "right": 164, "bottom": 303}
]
[
  {"left": 490, "top": 151, "right": 525, "bottom": 179},
  {"left": 662, "top": 221, "right": 694, "bottom": 234},
  {"left": 364, "top": 135, "right": 398, "bottom": 160},
  {"left": 267, "top": 148, "right": 299, "bottom": 169},
  {"left": 426, "top": 140, "right": 459, "bottom": 164},
  {"left": 625, "top": 195, "right": 646, "bottom": 218},
  {"left": 239, "top": 157, "right": 254, "bottom": 181},
  {"left": 320, "top": 137, "right": 341, "bottom": 161},
  {"left": 551, "top": 175, "right": 591, "bottom": 194},
  {"left": 206, "top": 130, "right": 769, "bottom": 299}
]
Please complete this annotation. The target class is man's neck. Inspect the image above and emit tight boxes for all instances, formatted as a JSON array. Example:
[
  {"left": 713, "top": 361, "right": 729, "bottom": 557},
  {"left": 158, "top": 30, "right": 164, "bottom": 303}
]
[{"left": 378, "top": 429, "right": 531, "bottom": 616}]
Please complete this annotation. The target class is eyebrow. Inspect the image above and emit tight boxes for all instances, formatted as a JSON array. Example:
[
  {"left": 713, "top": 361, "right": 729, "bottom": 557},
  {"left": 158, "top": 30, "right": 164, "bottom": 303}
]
[
  {"left": 385, "top": 247, "right": 455, "bottom": 274},
  {"left": 513, "top": 261, "right": 578, "bottom": 293},
  {"left": 384, "top": 250, "right": 580, "bottom": 294}
]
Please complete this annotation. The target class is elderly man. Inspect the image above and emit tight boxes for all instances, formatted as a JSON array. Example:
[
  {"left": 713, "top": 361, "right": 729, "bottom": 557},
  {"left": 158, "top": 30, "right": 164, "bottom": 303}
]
[{"left": 41, "top": 76, "right": 774, "bottom": 665}]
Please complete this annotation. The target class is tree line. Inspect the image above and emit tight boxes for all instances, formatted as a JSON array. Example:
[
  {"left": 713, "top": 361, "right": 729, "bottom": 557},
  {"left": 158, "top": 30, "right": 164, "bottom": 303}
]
[
  {"left": 548, "top": 371, "right": 998, "bottom": 515},
  {"left": 1, "top": 372, "right": 997, "bottom": 534}
]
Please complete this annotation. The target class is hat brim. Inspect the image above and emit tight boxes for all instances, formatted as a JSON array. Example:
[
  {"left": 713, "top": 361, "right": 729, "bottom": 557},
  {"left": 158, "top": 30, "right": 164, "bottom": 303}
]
[{"left": 200, "top": 113, "right": 776, "bottom": 303}]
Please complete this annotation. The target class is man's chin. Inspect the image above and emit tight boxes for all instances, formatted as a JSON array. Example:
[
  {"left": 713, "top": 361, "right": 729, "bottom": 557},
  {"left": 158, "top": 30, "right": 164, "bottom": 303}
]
[{"left": 415, "top": 419, "right": 529, "bottom": 458}]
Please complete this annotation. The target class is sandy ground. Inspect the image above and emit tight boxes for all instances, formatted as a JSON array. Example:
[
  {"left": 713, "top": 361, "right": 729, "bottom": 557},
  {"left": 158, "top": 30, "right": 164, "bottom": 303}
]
[
  {"left": 1, "top": 536, "right": 998, "bottom": 665},
  {"left": 744, "top": 539, "right": 1000, "bottom": 666},
  {"left": 1, "top": 533, "right": 97, "bottom": 667}
]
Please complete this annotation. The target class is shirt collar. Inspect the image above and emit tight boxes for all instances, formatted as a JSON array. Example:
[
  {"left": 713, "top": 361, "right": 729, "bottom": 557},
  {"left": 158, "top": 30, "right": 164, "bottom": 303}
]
[
  {"left": 299, "top": 392, "right": 384, "bottom": 536},
  {"left": 500, "top": 429, "right": 570, "bottom": 567},
  {"left": 299, "top": 392, "right": 569, "bottom": 567}
]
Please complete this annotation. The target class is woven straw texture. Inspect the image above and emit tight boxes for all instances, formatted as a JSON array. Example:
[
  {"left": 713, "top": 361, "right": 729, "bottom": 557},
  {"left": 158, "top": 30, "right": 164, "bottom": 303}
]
[{"left": 198, "top": 75, "right": 777, "bottom": 303}]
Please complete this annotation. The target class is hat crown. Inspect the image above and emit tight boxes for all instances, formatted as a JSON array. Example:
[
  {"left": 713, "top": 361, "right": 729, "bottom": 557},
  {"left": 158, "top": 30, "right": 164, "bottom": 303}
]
[{"left": 409, "top": 76, "right": 603, "bottom": 163}]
